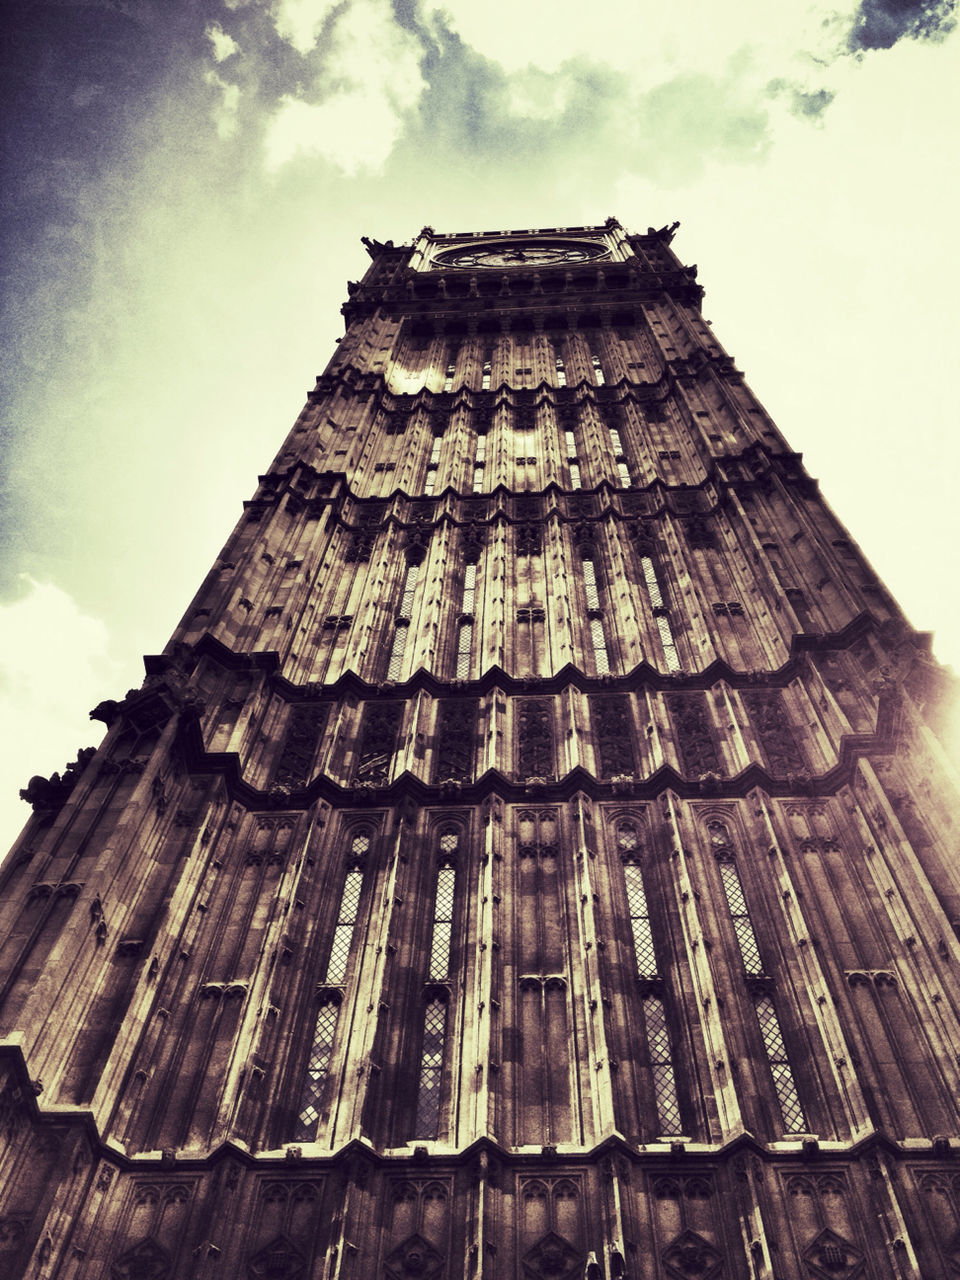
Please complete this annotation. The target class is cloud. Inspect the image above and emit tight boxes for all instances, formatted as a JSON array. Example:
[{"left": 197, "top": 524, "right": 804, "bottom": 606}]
[
  {"left": 767, "top": 78, "right": 836, "bottom": 122},
  {"left": 274, "top": 0, "right": 343, "bottom": 54},
  {"left": 263, "top": 0, "right": 426, "bottom": 174},
  {"left": 407, "top": 20, "right": 771, "bottom": 185},
  {"left": 205, "top": 69, "right": 242, "bottom": 138},
  {"left": 846, "top": 0, "right": 957, "bottom": 51},
  {"left": 206, "top": 22, "right": 240, "bottom": 62}
]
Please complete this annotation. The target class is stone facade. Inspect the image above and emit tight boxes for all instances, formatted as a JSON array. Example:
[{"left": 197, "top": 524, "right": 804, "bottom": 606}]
[{"left": 2, "top": 220, "right": 960, "bottom": 1276}]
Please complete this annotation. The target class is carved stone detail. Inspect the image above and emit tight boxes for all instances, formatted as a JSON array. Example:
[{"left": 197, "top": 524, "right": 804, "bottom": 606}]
[
  {"left": 740, "top": 689, "right": 805, "bottom": 775},
  {"left": 590, "top": 696, "right": 636, "bottom": 779},
  {"left": 434, "top": 700, "right": 477, "bottom": 784},
  {"left": 355, "top": 701, "right": 404, "bottom": 784},
  {"left": 517, "top": 700, "right": 555, "bottom": 781},
  {"left": 666, "top": 693, "right": 721, "bottom": 778},
  {"left": 275, "top": 704, "right": 327, "bottom": 789}
]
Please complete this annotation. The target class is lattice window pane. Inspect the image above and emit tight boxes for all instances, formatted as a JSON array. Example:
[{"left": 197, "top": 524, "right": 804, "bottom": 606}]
[
  {"left": 462, "top": 563, "right": 477, "bottom": 614},
  {"left": 324, "top": 868, "right": 363, "bottom": 984},
  {"left": 399, "top": 563, "right": 420, "bottom": 619},
  {"left": 624, "top": 863, "right": 658, "bottom": 977},
  {"left": 655, "top": 615, "right": 681, "bottom": 672},
  {"left": 640, "top": 556, "right": 664, "bottom": 607},
  {"left": 351, "top": 833, "right": 370, "bottom": 858},
  {"left": 294, "top": 1001, "right": 340, "bottom": 1140},
  {"left": 435, "top": 862, "right": 456, "bottom": 916},
  {"left": 387, "top": 625, "right": 408, "bottom": 681},
  {"left": 582, "top": 558, "right": 601, "bottom": 610},
  {"left": 456, "top": 623, "right": 473, "bottom": 679},
  {"left": 565, "top": 430, "right": 577, "bottom": 459},
  {"left": 590, "top": 617, "right": 610, "bottom": 675},
  {"left": 429, "top": 920, "right": 453, "bottom": 980},
  {"left": 754, "top": 994, "right": 806, "bottom": 1132},
  {"left": 439, "top": 832, "right": 459, "bottom": 856},
  {"left": 719, "top": 862, "right": 764, "bottom": 975},
  {"left": 414, "top": 999, "right": 447, "bottom": 1138},
  {"left": 429, "top": 863, "right": 457, "bottom": 980},
  {"left": 339, "top": 868, "right": 363, "bottom": 922},
  {"left": 326, "top": 923, "right": 354, "bottom": 984},
  {"left": 733, "top": 918, "right": 763, "bottom": 976},
  {"left": 643, "top": 995, "right": 682, "bottom": 1134}
]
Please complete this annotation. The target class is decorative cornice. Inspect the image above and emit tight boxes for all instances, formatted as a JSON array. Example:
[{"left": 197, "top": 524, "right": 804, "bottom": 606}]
[{"left": 0, "top": 1043, "right": 943, "bottom": 1175}]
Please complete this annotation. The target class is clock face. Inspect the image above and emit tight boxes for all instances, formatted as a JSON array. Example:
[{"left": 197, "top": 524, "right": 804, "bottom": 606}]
[{"left": 434, "top": 240, "right": 607, "bottom": 269}]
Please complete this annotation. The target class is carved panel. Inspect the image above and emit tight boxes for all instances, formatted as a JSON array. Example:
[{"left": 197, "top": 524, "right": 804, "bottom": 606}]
[
  {"left": 274, "top": 704, "right": 327, "bottom": 788},
  {"left": 590, "top": 696, "right": 636, "bottom": 779},
  {"left": 516, "top": 523, "right": 542, "bottom": 557},
  {"left": 740, "top": 689, "right": 805, "bottom": 775},
  {"left": 665, "top": 693, "right": 721, "bottom": 779},
  {"left": 355, "top": 702, "right": 404, "bottom": 784},
  {"left": 433, "top": 700, "right": 477, "bottom": 783},
  {"left": 517, "top": 700, "right": 555, "bottom": 781}
]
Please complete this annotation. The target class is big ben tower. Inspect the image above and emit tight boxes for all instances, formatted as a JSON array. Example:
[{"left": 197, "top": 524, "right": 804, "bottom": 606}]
[{"left": 3, "top": 219, "right": 960, "bottom": 1278}]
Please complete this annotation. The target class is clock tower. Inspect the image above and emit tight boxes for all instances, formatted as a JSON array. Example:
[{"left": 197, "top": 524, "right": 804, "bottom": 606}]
[{"left": 2, "top": 219, "right": 960, "bottom": 1277}]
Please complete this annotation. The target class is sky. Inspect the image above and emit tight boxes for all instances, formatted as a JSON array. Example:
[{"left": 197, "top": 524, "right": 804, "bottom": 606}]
[{"left": 0, "top": 0, "right": 958, "bottom": 851}]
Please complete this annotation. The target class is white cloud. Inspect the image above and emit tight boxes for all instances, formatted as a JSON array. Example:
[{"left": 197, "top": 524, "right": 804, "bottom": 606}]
[
  {"left": 0, "top": 579, "right": 122, "bottom": 855},
  {"left": 429, "top": 0, "right": 857, "bottom": 91},
  {"left": 274, "top": 0, "right": 341, "bottom": 54},
  {"left": 205, "top": 69, "right": 241, "bottom": 139},
  {"left": 206, "top": 22, "right": 240, "bottom": 62},
  {"left": 264, "top": 0, "right": 426, "bottom": 174}
]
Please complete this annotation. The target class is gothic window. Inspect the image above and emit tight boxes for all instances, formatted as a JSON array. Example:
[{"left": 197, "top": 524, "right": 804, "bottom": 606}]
[
  {"left": 481, "top": 355, "right": 492, "bottom": 391},
  {"left": 709, "top": 820, "right": 807, "bottom": 1133},
  {"left": 564, "top": 428, "right": 581, "bottom": 490},
  {"left": 423, "top": 432, "right": 443, "bottom": 497},
  {"left": 443, "top": 358, "right": 456, "bottom": 393},
  {"left": 740, "top": 690, "right": 805, "bottom": 775},
  {"left": 639, "top": 554, "right": 681, "bottom": 672},
  {"left": 433, "top": 699, "right": 477, "bottom": 783},
  {"left": 590, "top": 353, "right": 605, "bottom": 386},
  {"left": 555, "top": 355, "right": 567, "bottom": 387},
  {"left": 294, "top": 832, "right": 369, "bottom": 1140},
  {"left": 517, "top": 699, "right": 555, "bottom": 781},
  {"left": 617, "top": 823, "right": 682, "bottom": 1134},
  {"left": 607, "top": 421, "right": 632, "bottom": 487},
  {"left": 589, "top": 695, "right": 637, "bottom": 779},
  {"left": 414, "top": 829, "right": 459, "bottom": 1138},
  {"left": 456, "top": 560, "right": 478, "bottom": 679},
  {"left": 387, "top": 559, "right": 421, "bottom": 681},
  {"left": 274, "top": 703, "right": 327, "bottom": 788},
  {"left": 665, "top": 694, "right": 721, "bottom": 779},
  {"left": 581, "top": 554, "right": 610, "bottom": 676},
  {"left": 473, "top": 432, "right": 486, "bottom": 493},
  {"left": 354, "top": 701, "right": 404, "bottom": 783}
]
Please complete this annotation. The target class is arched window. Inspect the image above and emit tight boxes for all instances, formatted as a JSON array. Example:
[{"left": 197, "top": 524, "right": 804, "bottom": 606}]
[
  {"left": 293, "top": 831, "right": 370, "bottom": 1141},
  {"left": 708, "top": 820, "right": 807, "bottom": 1134},
  {"left": 617, "top": 822, "right": 682, "bottom": 1135},
  {"left": 414, "top": 828, "right": 460, "bottom": 1138}
]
